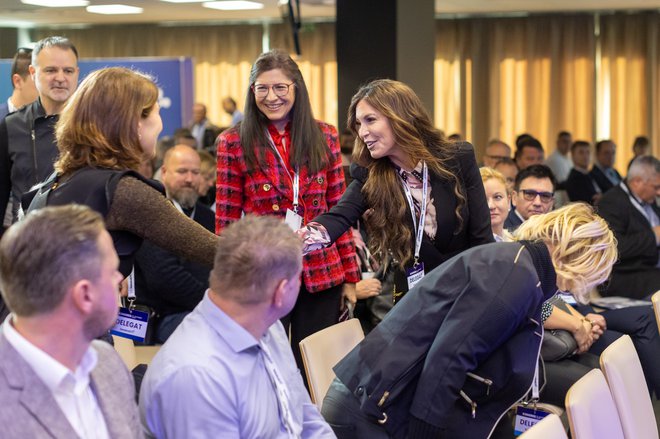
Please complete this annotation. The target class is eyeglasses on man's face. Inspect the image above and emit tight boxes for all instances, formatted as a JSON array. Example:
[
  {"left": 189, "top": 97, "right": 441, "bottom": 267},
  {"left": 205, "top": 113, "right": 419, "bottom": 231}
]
[
  {"left": 252, "top": 83, "right": 295, "bottom": 98},
  {"left": 519, "top": 189, "right": 554, "bottom": 203}
]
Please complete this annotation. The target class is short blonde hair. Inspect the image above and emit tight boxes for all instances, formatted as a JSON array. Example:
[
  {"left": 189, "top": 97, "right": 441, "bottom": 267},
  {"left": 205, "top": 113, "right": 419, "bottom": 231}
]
[
  {"left": 480, "top": 166, "right": 509, "bottom": 194},
  {"left": 514, "top": 203, "right": 617, "bottom": 303}
]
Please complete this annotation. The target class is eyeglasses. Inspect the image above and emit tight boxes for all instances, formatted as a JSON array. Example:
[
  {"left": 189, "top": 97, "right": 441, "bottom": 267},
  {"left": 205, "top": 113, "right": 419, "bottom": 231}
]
[
  {"left": 252, "top": 83, "right": 295, "bottom": 98},
  {"left": 485, "top": 154, "right": 510, "bottom": 162},
  {"left": 520, "top": 189, "right": 554, "bottom": 203}
]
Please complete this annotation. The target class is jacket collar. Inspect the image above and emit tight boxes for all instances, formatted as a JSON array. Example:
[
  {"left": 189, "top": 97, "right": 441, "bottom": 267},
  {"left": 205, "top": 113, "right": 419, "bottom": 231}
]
[{"left": 520, "top": 240, "right": 557, "bottom": 300}]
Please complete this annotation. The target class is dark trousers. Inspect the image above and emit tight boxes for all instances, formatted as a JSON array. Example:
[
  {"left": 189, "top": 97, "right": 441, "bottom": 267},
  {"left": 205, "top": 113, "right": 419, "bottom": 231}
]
[
  {"left": 281, "top": 283, "right": 343, "bottom": 386},
  {"left": 322, "top": 378, "right": 390, "bottom": 439}
]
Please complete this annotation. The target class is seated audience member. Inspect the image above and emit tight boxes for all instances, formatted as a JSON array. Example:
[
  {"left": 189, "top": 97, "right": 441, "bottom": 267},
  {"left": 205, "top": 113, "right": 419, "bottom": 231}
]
[
  {"left": 140, "top": 215, "right": 334, "bottom": 438},
  {"left": 545, "top": 131, "right": 573, "bottom": 184},
  {"left": 480, "top": 167, "right": 512, "bottom": 242},
  {"left": 196, "top": 150, "right": 216, "bottom": 208},
  {"left": 483, "top": 167, "right": 660, "bottom": 402},
  {"left": 482, "top": 138, "right": 511, "bottom": 168},
  {"left": 504, "top": 164, "right": 556, "bottom": 231},
  {"left": 321, "top": 204, "right": 617, "bottom": 439},
  {"left": 627, "top": 135, "right": 651, "bottom": 170},
  {"left": 222, "top": 97, "right": 244, "bottom": 126},
  {"left": 134, "top": 145, "right": 214, "bottom": 343},
  {"left": 494, "top": 157, "right": 518, "bottom": 193},
  {"left": 0, "top": 205, "right": 141, "bottom": 438},
  {"left": 514, "top": 135, "right": 545, "bottom": 169},
  {"left": 598, "top": 155, "right": 660, "bottom": 300},
  {"left": 564, "top": 140, "right": 601, "bottom": 205},
  {"left": 190, "top": 103, "right": 220, "bottom": 151},
  {"left": 590, "top": 139, "right": 622, "bottom": 193}
]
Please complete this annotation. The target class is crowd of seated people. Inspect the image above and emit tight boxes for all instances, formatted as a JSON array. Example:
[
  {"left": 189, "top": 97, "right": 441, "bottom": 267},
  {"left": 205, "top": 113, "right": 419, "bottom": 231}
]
[{"left": 0, "top": 35, "right": 658, "bottom": 439}]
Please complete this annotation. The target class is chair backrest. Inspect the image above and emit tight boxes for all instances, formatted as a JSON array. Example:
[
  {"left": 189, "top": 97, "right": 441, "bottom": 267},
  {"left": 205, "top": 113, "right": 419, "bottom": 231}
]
[
  {"left": 652, "top": 291, "right": 660, "bottom": 335},
  {"left": 600, "top": 335, "right": 659, "bottom": 439},
  {"left": 520, "top": 413, "right": 568, "bottom": 439},
  {"left": 112, "top": 335, "right": 137, "bottom": 370},
  {"left": 299, "top": 318, "right": 364, "bottom": 409},
  {"left": 565, "top": 369, "right": 624, "bottom": 439}
]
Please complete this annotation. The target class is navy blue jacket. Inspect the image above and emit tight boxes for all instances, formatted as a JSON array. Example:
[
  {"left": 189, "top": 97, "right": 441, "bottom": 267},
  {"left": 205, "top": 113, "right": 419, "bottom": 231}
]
[{"left": 333, "top": 241, "right": 555, "bottom": 438}]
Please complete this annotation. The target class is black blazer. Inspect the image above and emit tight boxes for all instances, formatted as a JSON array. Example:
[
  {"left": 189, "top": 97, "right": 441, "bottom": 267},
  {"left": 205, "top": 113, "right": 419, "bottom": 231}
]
[
  {"left": 134, "top": 202, "right": 215, "bottom": 315},
  {"left": 590, "top": 166, "right": 621, "bottom": 194},
  {"left": 504, "top": 209, "right": 524, "bottom": 231},
  {"left": 565, "top": 168, "right": 599, "bottom": 205},
  {"left": 597, "top": 184, "right": 659, "bottom": 273},
  {"left": 314, "top": 142, "right": 494, "bottom": 291}
]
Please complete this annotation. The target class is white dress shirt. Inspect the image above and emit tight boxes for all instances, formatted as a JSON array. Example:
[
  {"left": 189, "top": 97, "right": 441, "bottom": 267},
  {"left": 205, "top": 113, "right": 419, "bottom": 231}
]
[{"left": 3, "top": 316, "right": 110, "bottom": 439}]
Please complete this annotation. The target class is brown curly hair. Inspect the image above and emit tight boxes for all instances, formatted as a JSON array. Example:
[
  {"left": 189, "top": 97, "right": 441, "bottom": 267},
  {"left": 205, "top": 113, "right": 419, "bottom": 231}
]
[
  {"left": 55, "top": 67, "right": 159, "bottom": 175},
  {"left": 348, "top": 79, "right": 465, "bottom": 266}
]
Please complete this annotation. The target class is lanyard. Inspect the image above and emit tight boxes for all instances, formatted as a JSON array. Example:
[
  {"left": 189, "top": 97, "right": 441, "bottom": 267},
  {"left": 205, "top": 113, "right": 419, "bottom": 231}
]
[
  {"left": 398, "top": 162, "right": 428, "bottom": 265},
  {"left": 268, "top": 133, "right": 300, "bottom": 211}
]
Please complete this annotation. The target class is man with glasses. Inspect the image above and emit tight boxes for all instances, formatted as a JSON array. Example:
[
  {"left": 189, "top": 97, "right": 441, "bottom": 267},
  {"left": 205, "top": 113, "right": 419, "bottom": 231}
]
[
  {"left": 598, "top": 155, "right": 660, "bottom": 300},
  {"left": 0, "top": 48, "right": 38, "bottom": 120},
  {"left": 504, "top": 164, "right": 557, "bottom": 231},
  {"left": 0, "top": 36, "right": 79, "bottom": 229},
  {"left": 482, "top": 138, "right": 511, "bottom": 168}
]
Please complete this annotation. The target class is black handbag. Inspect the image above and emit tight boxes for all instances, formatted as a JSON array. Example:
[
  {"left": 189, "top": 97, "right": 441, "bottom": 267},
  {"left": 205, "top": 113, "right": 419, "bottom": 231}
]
[{"left": 541, "top": 329, "right": 578, "bottom": 361}]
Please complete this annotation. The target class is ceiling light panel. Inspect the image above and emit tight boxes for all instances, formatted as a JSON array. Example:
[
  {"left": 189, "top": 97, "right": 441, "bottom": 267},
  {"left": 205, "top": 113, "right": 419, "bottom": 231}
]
[
  {"left": 86, "top": 4, "right": 144, "bottom": 14},
  {"left": 21, "top": 0, "right": 89, "bottom": 6},
  {"left": 203, "top": 1, "right": 264, "bottom": 11}
]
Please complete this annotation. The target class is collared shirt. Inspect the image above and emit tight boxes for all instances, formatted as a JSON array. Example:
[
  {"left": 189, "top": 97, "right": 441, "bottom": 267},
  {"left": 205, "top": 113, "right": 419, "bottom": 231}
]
[
  {"left": 2, "top": 316, "right": 110, "bottom": 439},
  {"left": 396, "top": 161, "right": 437, "bottom": 241},
  {"left": 545, "top": 150, "right": 572, "bottom": 183},
  {"left": 140, "top": 291, "right": 335, "bottom": 439},
  {"left": 7, "top": 97, "right": 17, "bottom": 114},
  {"left": 595, "top": 163, "right": 621, "bottom": 186}
]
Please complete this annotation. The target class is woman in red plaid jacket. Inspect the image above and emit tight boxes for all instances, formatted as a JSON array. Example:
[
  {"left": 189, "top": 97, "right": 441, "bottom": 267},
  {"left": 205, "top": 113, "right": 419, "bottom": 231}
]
[{"left": 215, "top": 49, "right": 360, "bottom": 372}]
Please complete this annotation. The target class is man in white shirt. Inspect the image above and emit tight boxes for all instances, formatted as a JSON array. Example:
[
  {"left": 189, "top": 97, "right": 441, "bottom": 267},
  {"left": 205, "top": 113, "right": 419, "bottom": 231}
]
[
  {"left": 140, "top": 215, "right": 335, "bottom": 439},
  {"left": 0, "top": 205, "right": 142, "bottom": 439},
  {"left": 545, "top": 130, "right": 573, "bottom": 183}
]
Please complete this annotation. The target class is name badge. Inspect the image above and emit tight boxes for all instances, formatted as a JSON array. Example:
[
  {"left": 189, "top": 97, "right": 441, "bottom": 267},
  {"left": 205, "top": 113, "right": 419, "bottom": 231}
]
[
  {"left": 111, "top": 307, "right": 149, "bottom": 342},
  {"left": 406, "top": 262, "right": 425, "bottom": 290},
  {"left": 285, "top": 209, "right": 303, "bottom": 231},
  {"left": 513, "top": 406, "right": 551, "bottom": 436},
  {"left": 557, "top": 292, "right": 577, "bottom": 305}
]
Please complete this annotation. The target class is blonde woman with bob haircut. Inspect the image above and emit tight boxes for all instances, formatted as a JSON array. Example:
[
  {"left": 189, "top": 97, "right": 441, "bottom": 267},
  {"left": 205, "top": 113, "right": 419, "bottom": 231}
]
[
  {"left": 321, "top": 203, "right": 617, "bottom": 439},
  {"left": 22, "top": 67, "right": 217, "bottom": 276},
  {"left": 301, "top": 79, "right": 492, "bottom": 301}
]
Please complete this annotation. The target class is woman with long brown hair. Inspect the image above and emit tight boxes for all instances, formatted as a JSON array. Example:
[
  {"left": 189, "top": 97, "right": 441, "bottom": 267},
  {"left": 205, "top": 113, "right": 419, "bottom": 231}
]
[
  {"left": 302, "top": 79, "right": 493, "bottom": 299},
  {"left": 216, "top": 49, "right": 360, "bottom": 372}
]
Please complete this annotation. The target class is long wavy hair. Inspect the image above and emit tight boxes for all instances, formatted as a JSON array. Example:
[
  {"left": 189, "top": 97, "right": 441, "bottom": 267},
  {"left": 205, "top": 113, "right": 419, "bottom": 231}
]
[
  {"left": 55, "top": 67, "right": 158, "bottom": 174},
  {"left": 239, "top": 49, "right": 330, "bottom": 173},
  {"left": 348, "top": 79, "right": 465, "bottom": 266}
]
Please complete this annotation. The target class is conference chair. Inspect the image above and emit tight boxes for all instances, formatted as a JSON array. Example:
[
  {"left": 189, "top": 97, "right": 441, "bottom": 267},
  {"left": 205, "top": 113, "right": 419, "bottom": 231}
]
[
  {"left": 299, "top": 318, "right": 364, "bottom": 409},
  {"left": 600, "top": 335, "right": 659, "bottom": 439},
  {"left": 565, "top": 369, "right": 624, "bottom": 439},
  {"left": 112, "top": 335, "right": 138, "bottom": 370},
  {"left": 519, "top": 413, "right": 567, "bottom": 439}
]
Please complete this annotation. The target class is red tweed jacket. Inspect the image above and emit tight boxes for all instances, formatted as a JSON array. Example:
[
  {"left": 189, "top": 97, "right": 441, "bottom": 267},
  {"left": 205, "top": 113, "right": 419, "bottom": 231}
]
[{"left": 216, "top": 121, "right": 360, "bottom": 293}]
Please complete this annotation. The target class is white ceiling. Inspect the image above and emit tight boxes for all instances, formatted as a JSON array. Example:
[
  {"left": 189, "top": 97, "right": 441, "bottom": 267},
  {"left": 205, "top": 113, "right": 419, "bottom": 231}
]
[{"left": 0, "top": 0, "right": 657, "bottom": 27}]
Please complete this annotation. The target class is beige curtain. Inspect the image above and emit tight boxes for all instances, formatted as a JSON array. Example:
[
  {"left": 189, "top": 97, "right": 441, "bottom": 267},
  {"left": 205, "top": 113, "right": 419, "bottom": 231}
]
[
  {"left": 269, "top": 22, "right": 338, "bottom": 128},
  {"left": 599, "top": 12, "right": 660, "bottom": 171},
  {"left": 435, "top": 15, "right": 596, "bottom": 160},
  {"left": 32, "top": 24, "right": 262, "bottom": 127}
]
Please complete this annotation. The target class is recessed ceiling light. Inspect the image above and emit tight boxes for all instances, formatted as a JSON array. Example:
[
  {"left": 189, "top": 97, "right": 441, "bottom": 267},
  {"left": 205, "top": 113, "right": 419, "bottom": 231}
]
[
  {"left": 21, "top": 0, "right": 89, "bottom": 6},
  {"left": 86, "top": 4, "right": 143, "bottom": 14},
  {"left": 160, "top": 0, "right": 205, "bottom": 3},
  {"left": 203, "top": 1, "right": 264, "bottom": 11}
]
